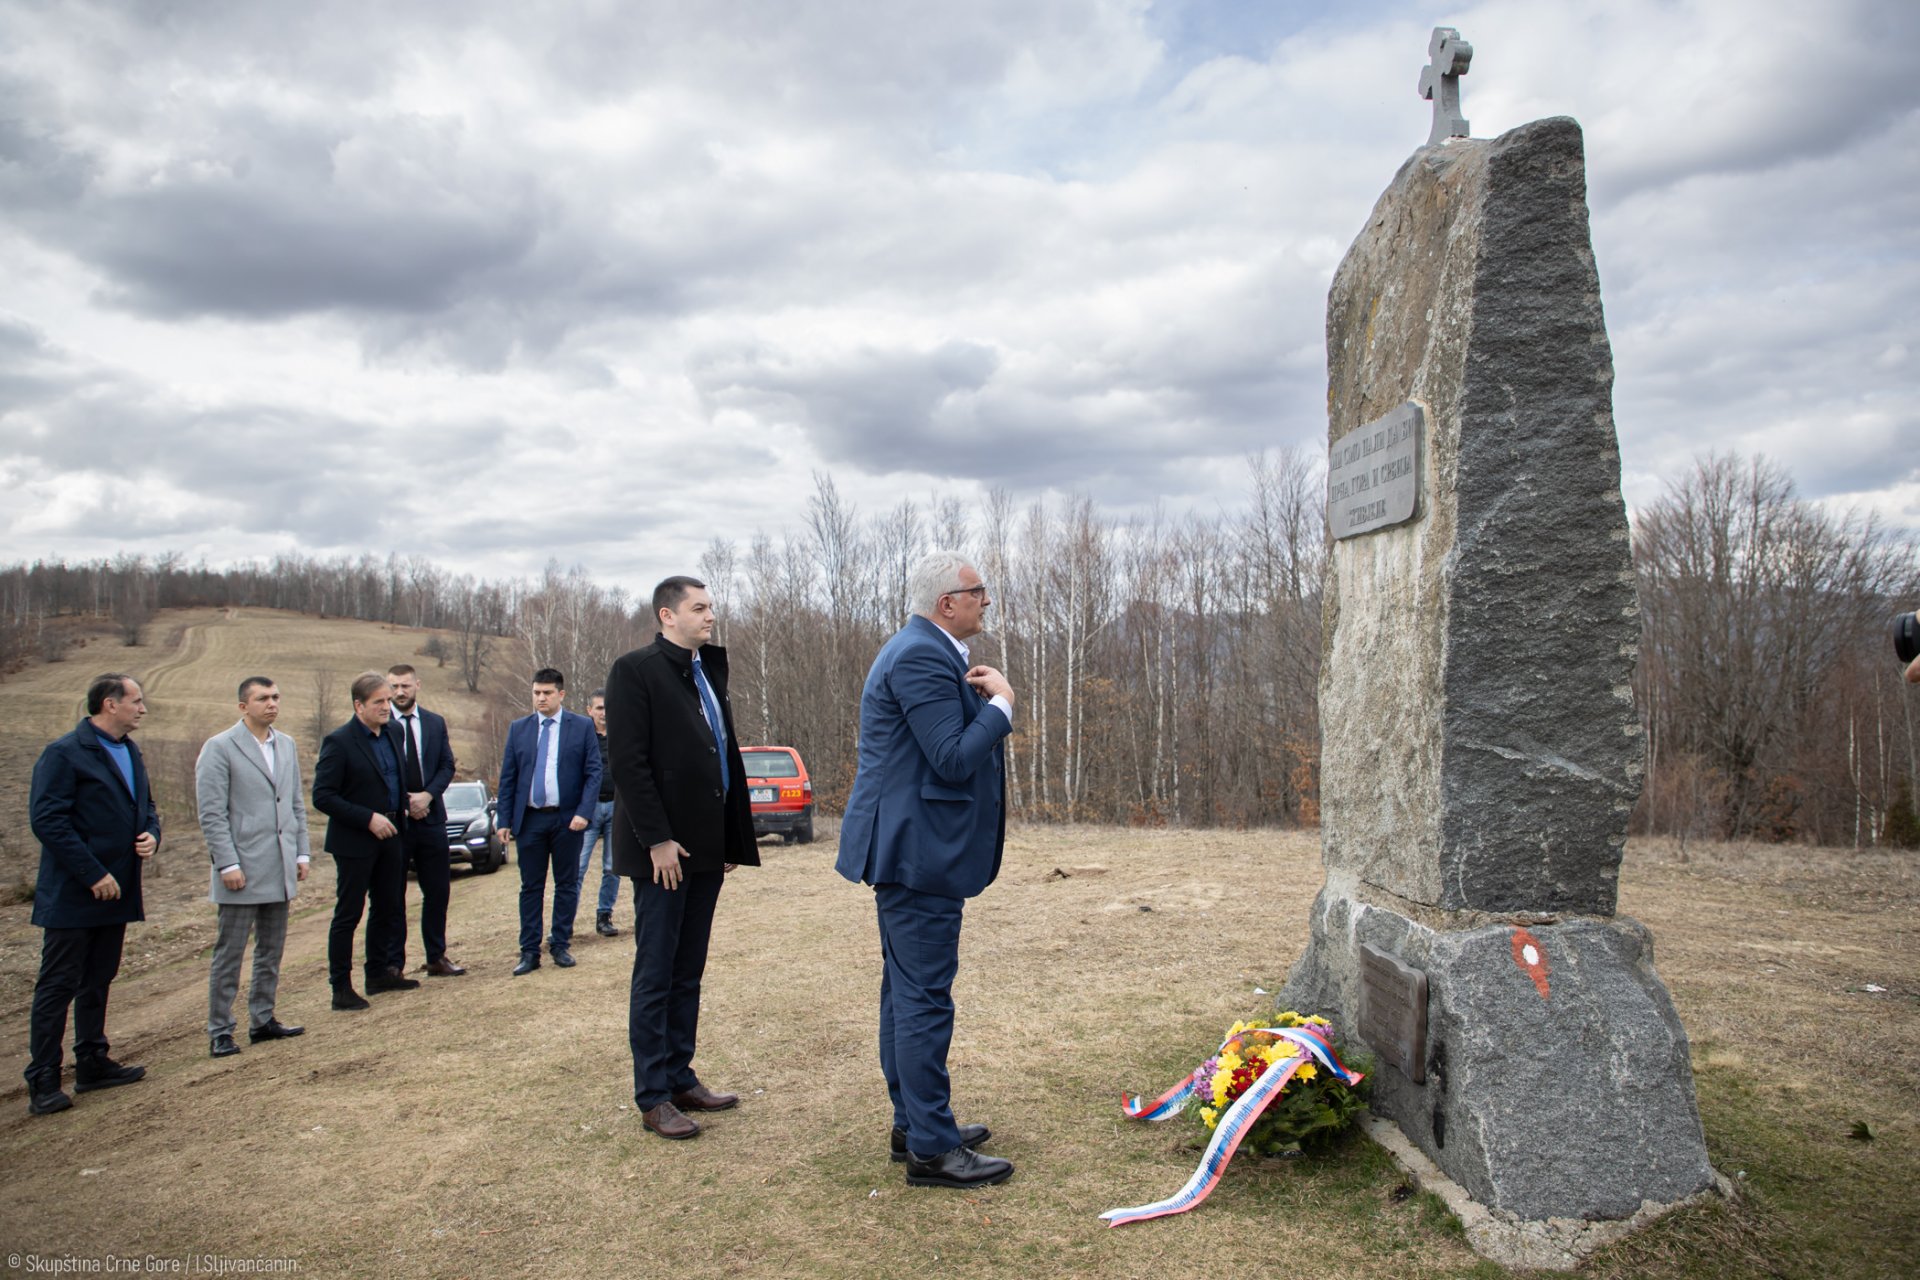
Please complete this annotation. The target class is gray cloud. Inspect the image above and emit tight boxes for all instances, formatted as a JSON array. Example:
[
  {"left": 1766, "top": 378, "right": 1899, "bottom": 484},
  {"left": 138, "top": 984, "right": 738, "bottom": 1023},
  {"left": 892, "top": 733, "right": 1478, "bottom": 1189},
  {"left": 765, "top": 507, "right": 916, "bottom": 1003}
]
[{"left": 0, "top": 0, "right": 1915, "bottom": 590}]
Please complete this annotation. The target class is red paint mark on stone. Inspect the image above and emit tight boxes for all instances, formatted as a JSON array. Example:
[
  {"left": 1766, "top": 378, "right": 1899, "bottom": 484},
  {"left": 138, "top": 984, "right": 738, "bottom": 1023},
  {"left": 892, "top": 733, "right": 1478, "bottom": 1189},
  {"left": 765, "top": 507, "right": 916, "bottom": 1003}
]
[{"left": 1511, "top": 928, "right": 1551, "bottom": 998}]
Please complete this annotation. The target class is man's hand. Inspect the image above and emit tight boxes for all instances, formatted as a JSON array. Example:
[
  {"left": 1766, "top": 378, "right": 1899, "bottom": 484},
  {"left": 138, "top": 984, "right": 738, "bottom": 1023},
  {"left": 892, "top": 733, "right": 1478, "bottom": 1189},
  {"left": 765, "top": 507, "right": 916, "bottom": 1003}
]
[
  {"left": 499, "top": 829, "right": 513, "bottom": 844},
  {"left": 220, "top": 868, "right": 246, "bottom": 891},
  {"left": 368, "top": 813, "right": 398, "bottom": 840},
  {"left": 650, "top": 839, "right": 691, "bottom": 890},
  {"left": 134, "top": 832, "right": 158, "bottom": 859},
  {"left": 91, "top": 873, "right": 121, "bottom": 901},
  {"left": 1907, "top": 653, "right": 1920, "bottom": 685},
  {"left": 569, "top": 815, "right": 589, "bottom": 832},
  {"left": 408, "top": 792, "right": 431, "bottom": 820},
  {"left": 965, "top": 664, "right": 1014, "bottom": 706},
  {"left": 296, "top": 861, "right": 310, "bottom": 882}
]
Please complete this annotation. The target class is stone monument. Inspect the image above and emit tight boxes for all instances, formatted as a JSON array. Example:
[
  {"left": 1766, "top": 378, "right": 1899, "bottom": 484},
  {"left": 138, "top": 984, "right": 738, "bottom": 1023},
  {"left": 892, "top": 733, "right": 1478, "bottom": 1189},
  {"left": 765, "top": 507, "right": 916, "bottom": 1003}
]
[{"left": 1277, "top": 29, "right": 1722, "bottom": 1270}]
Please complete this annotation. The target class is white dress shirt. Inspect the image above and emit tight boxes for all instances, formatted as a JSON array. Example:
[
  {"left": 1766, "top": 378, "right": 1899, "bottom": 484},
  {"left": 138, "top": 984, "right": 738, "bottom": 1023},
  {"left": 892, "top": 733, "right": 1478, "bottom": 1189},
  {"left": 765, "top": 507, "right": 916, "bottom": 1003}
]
[
  {"left": 537, "top": 714, "right": 562, "bottom": 806},
  {"left": 944, "top": 631, "right": 1014, "bottom": 727}
]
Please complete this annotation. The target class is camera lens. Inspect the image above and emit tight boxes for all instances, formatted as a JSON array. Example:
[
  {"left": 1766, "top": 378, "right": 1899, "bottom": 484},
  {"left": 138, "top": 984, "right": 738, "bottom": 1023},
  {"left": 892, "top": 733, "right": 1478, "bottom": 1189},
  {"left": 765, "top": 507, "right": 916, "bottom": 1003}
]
[{"left": 1897, "top": 612, "right": 1920, "bottom": 665}]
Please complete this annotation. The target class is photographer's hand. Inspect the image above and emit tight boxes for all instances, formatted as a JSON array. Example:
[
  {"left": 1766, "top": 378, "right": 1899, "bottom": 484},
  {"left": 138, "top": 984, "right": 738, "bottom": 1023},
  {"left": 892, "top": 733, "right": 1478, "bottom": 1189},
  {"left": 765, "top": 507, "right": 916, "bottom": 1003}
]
[{"left": 1907, "top": 653, "right": 1920, "bottom": 685}]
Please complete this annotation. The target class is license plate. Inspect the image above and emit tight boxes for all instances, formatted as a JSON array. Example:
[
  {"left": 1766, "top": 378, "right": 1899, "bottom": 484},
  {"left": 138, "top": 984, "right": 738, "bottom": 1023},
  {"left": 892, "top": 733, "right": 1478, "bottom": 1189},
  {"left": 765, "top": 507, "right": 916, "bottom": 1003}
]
[{"left": 750, "top": 787, "right": 774, "bottom": 803}]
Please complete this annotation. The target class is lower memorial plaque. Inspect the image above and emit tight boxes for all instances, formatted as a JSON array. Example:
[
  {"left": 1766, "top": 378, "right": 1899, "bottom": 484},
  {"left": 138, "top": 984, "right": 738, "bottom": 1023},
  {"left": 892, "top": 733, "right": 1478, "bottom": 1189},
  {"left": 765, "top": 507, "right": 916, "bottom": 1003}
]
[{"left": 1358, "top": 942, "right": 1428, "bottom": 1083}]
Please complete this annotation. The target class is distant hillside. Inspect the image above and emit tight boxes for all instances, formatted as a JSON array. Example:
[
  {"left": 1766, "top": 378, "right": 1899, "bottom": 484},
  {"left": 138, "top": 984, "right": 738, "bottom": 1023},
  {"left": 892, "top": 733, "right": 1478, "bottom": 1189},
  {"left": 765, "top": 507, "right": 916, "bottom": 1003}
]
[{"left": 0, "top": 607, "right": 520, "bottom": 890}]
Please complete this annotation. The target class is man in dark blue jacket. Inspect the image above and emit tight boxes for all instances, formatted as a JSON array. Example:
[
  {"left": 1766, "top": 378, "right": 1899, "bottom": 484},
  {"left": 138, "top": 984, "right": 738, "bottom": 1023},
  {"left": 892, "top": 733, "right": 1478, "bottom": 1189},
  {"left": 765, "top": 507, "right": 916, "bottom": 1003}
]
[
  {"left": 24, "top": 673, "right": 161, "bottom": 1115},
  {"left": 498, "top": 667, "right": 602, "bottom": 975},
  {"left": 836, "top": 552, "right": 1016, "bottom": 1188}
]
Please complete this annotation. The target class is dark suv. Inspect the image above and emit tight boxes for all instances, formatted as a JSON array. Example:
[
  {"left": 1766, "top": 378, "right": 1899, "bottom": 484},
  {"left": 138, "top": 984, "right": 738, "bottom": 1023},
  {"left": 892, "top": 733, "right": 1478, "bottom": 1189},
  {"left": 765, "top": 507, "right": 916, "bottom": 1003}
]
[{"left": 444, "top": 780, "right": 505, "bottom": 873}]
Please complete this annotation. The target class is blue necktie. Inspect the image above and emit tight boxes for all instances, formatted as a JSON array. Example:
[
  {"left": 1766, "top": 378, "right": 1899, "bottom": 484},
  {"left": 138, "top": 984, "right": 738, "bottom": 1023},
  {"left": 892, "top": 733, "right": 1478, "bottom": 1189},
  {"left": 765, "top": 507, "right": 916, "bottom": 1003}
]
[
  {"left": 531, "top": 717, "right": 552, "bottom": 807},
  {"left": 692, "top": 655, "right": 729, "bottom": 793}
]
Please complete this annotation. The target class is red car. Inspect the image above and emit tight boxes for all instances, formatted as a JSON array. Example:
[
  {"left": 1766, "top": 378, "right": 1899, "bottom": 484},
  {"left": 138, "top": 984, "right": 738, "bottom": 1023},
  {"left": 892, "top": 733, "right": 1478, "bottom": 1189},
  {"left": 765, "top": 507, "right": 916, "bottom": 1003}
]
[{"left": 742, "top": 746, "right": 815, "bottom": 844}]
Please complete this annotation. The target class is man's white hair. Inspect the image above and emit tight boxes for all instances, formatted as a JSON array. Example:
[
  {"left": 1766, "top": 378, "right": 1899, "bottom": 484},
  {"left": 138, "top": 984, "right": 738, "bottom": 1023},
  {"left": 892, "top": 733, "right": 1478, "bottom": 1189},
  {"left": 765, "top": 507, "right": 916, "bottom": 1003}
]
[{"left": 909, "top": 549, "right": 973, "bottom": 617}]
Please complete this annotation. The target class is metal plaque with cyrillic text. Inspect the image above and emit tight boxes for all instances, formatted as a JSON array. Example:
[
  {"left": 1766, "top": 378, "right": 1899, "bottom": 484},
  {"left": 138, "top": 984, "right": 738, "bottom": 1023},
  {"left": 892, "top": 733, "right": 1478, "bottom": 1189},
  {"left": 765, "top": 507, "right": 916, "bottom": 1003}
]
[
  {"left": 1358, "top": 941, "right": 1429, "bottom": 1083},
  {"left": 1328, "top": 401, "right": 1423, "bottom": 539}
]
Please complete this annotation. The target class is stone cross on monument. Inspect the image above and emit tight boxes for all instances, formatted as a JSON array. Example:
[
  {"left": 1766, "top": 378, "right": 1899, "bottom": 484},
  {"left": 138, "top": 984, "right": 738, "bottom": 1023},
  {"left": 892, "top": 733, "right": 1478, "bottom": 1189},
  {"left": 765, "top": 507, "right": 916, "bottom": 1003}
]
[
  {"left": 1278, "top": 27, "right": 1724, "bottom": 1272},
  {"left": 1418, "top": 26, "right": 1472, "bottom": 145}
]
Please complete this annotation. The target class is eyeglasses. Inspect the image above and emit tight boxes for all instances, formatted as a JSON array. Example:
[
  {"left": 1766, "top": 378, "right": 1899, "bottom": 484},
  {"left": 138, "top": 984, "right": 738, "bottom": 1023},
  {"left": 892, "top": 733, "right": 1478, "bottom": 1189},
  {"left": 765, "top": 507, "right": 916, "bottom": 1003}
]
[{"left": 943, "top": 585, "right": 988, "bottom": 600}]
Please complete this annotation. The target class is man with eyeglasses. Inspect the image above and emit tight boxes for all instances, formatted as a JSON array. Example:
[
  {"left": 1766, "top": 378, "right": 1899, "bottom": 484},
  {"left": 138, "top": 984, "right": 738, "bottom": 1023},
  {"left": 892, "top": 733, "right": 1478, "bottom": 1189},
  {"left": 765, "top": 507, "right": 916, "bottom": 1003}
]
[{"left": 836, "top": 550, "right": 1017, "bottom": 1188}]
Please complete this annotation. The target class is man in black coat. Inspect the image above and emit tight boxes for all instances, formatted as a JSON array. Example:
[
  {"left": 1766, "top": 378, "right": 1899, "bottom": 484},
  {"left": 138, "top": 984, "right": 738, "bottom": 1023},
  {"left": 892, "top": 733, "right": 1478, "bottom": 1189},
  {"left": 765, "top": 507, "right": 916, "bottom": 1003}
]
[
  {"left": 310, "top": 671, "right": 418, "bottom": 1010},
  {"left": 606, "top": 575, "right": 760, "bottom": 1140},
  {"left": 386, "top": 663, "right": 463, "bottom": 977},
  {"left": 23, "top": 673, "right": 160, "bottom": 1115}
]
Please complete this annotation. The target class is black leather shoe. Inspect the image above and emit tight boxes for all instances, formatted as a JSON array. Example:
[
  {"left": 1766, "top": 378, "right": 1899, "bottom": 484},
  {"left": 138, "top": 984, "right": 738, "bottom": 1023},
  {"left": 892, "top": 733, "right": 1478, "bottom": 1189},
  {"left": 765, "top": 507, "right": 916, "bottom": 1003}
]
[
  {"left": 892, "top": 1123, "right": 990, "bottom": 1163},
  {"left": 367, "top": 968, "right": 421, "bottom": 992},
  {"left": 28, "top": 1087, "right": 72, "bottom": 1116},
  {"left": 905, "top": 1145, "right": 1014, "bottom": 1189},
  {"left": 210, "top": 1033, "right": 241, "bottom": 1058},
  {"left": 332, "top": 987, "right": 371, "bottom": 1011},
  {"left": 512, "top": 952, "right": 541, "bottom": 976},
  {"left": 425, "top": 957, "right": 466, "bottom": 976},
  {"left": 249, "top": 1019, "right": 304, "bottom": 1043},
  {"left": 595, "top": 912, "right": 620, "bottom": 937},
  {"left": 552, "top": 947, "right": 576, "bottom": 968},
  {"left": 74, "top": 1057, "right": 146, "bottom": 1092}
]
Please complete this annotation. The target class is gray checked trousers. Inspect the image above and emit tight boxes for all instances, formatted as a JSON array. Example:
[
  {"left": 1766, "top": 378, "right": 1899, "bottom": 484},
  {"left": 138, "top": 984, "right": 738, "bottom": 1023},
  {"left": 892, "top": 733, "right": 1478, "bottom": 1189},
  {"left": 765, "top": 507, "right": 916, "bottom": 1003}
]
[{"left": 207, "top": 901, "right": 290, "bottom": 1038}]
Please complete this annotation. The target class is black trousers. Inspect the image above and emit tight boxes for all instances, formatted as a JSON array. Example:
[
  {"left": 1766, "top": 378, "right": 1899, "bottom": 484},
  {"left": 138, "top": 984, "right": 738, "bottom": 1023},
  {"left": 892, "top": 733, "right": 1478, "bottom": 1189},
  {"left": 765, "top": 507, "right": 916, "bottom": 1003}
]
[
  {"left": 26, "top": 923, "right": 126, "bottom": 1090},
  {"left": 394, "top": 817, "right": 451, "bottom": 967},
  {"left": 629, "top": 870, "right": 724, "bottom": 1109},
  {"left": 329, "top": 841, "right": 406, "bottom": 988}
]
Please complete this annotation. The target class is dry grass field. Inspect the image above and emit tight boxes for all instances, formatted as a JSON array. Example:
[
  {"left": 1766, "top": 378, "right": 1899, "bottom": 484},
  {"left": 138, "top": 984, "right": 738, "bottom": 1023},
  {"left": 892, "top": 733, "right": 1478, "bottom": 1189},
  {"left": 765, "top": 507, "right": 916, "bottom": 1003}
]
[
  {"left": 0, "top": 613, "right": 1915, "bottom": 1279},
  {"left": 0, "top": 828, "right": 1913, "bottom": 1279}
]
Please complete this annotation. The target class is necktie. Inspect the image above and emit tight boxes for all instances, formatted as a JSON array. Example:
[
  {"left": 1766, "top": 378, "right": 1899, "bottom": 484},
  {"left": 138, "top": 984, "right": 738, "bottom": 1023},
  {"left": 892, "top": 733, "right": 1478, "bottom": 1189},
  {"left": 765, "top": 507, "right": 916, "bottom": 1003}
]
[
  {"left": 691, "top": 654, "right": 729, "bottom": 793},
  {"left": 401, "top": 713, "right": 424, "bottom": 791},
  {"left": 532, "top": 717, "right": 552, "bottom": 807}
]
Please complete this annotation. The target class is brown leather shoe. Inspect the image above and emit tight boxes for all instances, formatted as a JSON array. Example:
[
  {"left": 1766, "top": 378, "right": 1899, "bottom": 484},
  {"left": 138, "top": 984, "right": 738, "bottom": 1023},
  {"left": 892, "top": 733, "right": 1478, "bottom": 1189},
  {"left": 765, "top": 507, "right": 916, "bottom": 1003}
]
[
  {"left": 642, "top": 1101, "right": 700, "bottom": 1140},
  {"left": 672, "top": 1083, "right": 739, "bottom": 1112},
  {"left": 425, "top": 957, "right": 467, "bottom": 976}
]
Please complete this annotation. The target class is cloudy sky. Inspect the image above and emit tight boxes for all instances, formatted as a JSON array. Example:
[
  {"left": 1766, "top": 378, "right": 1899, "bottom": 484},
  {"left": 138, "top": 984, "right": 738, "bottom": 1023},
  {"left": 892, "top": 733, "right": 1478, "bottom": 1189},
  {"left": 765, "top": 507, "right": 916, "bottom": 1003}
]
[{"left": 2, "top": 0, "right": 1915, "bottom": 592}]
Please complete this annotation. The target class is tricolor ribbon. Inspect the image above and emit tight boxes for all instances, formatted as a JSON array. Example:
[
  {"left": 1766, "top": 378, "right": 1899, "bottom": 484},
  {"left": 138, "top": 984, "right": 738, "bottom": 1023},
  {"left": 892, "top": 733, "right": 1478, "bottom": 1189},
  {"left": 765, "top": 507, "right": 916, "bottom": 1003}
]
[{"left": 1101, "top": 1025, "right": 1364, "bottom": 1227}]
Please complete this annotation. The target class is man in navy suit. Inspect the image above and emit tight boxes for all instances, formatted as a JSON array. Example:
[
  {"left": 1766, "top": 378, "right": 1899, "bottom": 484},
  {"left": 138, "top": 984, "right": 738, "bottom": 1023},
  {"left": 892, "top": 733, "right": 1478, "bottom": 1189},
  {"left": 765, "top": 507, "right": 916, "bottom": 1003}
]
[
  {"left": 498, "top": 667, "right": 602, "bottom": 975},
  {"left": 837, "top": 551, "right": 1016, "bottom": 1188},
  {"left": 386, "top": 664, "right": 464, "bottom": 977},
  {"left": 23, "top": 673, "right": 160, "bottom": 1115}
]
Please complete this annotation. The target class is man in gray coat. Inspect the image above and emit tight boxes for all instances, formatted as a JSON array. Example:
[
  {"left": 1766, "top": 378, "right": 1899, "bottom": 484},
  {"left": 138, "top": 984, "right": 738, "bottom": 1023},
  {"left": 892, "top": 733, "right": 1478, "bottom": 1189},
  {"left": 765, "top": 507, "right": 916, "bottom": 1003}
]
[{"left": 198, "top": 676, "right": 310, "bottom": 1058}]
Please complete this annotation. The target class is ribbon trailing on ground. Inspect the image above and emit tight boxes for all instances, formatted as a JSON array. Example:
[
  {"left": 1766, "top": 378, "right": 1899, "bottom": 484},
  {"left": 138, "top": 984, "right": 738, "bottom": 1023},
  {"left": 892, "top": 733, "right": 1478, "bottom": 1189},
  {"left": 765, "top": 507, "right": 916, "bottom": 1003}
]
[{"left": 1100, "top": 1025, "right": 1364, "bottom": 1227}]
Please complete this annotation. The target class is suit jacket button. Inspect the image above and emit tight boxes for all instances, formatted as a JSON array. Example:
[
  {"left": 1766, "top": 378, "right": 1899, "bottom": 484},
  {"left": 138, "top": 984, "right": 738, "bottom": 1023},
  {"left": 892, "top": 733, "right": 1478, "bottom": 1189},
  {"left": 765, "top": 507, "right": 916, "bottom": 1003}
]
[{"left": 713, "top": 788, "right": 722, "bottom": 798}]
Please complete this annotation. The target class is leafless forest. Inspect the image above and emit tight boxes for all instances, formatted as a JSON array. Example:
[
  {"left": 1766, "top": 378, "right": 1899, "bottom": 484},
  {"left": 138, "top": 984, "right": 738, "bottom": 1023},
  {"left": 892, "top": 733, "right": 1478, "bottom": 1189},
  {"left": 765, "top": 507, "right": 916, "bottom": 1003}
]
[{"left": 3, "top": 449, "right": 1916, "bottom": 846}]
